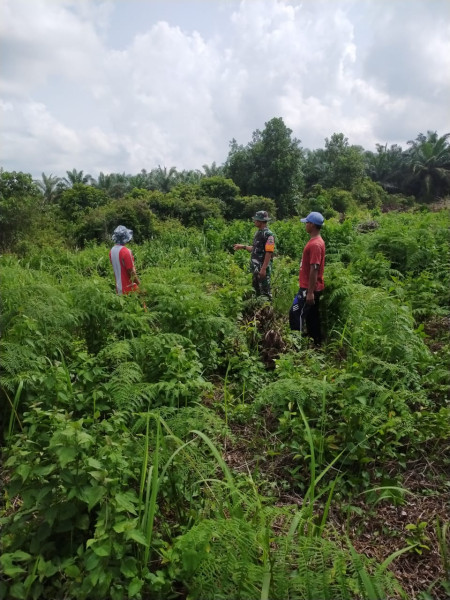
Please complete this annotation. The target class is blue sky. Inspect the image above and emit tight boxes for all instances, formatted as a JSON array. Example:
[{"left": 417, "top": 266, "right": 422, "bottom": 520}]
[{"left": 1, "top": 0, "right": 449, "bottom": 179}]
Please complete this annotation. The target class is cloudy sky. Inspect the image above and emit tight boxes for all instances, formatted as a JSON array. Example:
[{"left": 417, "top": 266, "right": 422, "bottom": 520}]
[{"left": 1, "top": 0, "right": 449, "bottom": 179}]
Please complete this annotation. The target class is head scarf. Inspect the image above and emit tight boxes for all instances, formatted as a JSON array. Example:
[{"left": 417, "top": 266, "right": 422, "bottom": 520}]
[{"left": 112, "top": 225, "right": 133, "bottom": 244}]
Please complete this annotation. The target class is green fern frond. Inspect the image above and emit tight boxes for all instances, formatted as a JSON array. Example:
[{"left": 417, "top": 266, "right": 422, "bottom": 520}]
[
  {"left": 97, "top": 340, "right": 133, "bottom": 368},
  {"left": 170, "top": 512, "right": 403, "bottom": 600}
]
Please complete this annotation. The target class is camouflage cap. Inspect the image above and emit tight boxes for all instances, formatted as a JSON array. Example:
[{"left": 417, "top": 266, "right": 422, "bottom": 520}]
[{"left": 252, "top": 210, "right": 270, "bottom": 222}]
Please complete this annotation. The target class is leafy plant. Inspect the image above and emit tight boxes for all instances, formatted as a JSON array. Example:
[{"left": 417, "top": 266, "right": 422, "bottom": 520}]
[{"left": 405, "top": 521, "right": 431, "bottom": 555}]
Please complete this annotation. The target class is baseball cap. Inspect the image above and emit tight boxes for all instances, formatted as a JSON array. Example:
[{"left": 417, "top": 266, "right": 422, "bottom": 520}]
[
  {"left": 252, "top": 210, "right": 270, "bottom": 222},
  {"left": 300, "top": 211, "right": 324, "bottom": 226}
]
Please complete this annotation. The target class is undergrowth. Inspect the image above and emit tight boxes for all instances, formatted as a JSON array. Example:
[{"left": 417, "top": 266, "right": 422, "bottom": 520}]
[{"left": 1, "top": 209, "right": 448, "bottom": 599}]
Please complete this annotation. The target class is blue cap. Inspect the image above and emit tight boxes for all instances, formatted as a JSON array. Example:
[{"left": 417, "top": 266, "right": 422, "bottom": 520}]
[{"left": 300, "top": 211, "right": 324, "bottom": 226}]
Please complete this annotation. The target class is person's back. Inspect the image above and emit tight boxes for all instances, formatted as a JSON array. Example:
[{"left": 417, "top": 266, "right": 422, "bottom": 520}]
[{"left": 109, "top": 226, "right": 139, "bottom": 295}]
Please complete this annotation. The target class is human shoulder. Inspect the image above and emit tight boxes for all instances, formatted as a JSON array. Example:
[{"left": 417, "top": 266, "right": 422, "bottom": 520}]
[{"left": 309, "top": 235, "right": 324, "bottom": 247}]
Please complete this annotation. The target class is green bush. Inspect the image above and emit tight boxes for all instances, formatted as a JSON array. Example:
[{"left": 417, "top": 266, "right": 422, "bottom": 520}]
[
  {"left": 59, "top": 184, "right": 109, "bottom": 221},
  {"left": 352, "top": 177, "right": 386, "bottom": 209},
  {"left": 237, "top": 195, "right": 277, "bottom": 220},
  {"left": 76, "top": 196, "right": 156, "bottom": 245},
  {"left": 0, "top": 171, "right": 42, "bottom": 249}
]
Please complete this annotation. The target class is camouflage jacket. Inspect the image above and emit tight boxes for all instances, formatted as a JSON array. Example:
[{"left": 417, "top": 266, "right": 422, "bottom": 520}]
[{"left": 250, "top": 227, "right": 275, "bottom": 273}]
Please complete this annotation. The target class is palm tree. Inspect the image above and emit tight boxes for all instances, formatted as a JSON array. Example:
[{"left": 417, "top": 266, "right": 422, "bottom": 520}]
[
  {"left": 176, "top": 169, "right": 203, "bottom": 185},
  {"left": 63, "top": 169, "right": 95, "bottom": 188},
  {"left": 95, "top": 172, "right": 130, "bottom": 198},
  {"left": 202, "top": 162, "right": 224, "bottom": 177},
  {"left": 405, "top": 131, "right": 450, "bottom": 201},
  {"left": 150, "top": 166, "right": 178, "bottom": 193},
  {"left": 128, "top": 169, "right": 152, "bottom": 190},
  {"left": 35, "top": 172, "right": 61, "bottom": 204},
  {"left": 365, "top": 144, "right": 405, "bottom": 192}
]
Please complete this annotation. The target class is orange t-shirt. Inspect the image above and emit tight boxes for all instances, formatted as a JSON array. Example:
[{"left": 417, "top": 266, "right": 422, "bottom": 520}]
[{"left": 299, "top": 236, "right": 325, "bottom": 291}]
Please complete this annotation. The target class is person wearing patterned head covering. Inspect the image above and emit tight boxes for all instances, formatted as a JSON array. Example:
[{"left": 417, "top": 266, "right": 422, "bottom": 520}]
[
  {"left": 109, "top": 226, "right": 140, "bottom": 295},
  {"left": 233, "top": 210, "right": 275, "bottom": 301}
]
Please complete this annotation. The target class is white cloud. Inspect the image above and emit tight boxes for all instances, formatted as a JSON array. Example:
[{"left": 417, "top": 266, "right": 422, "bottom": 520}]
[
  {"left": 0, "top": 0, "right": 449, "bottom": 178},
  {"left": 0, "top": 0, "right": 106, "bottom": 96}
]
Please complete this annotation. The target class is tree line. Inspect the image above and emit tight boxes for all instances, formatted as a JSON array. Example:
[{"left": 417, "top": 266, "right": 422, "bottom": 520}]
[{"left": 1, "top": 118, "right": 449, "bottom": 250}]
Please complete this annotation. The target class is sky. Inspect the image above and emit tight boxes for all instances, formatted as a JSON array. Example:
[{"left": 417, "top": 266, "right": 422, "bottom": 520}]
[{"left": 1, "top": 0, "right": 449, "bottom": 180}]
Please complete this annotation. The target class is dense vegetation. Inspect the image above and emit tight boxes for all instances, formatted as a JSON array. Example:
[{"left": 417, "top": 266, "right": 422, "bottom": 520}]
[
  {"left": 2, "top": 121, "right": 450, "bottom": 252},
  {"left": 1, "top": 120, "right": 449, "bottom": 599}
]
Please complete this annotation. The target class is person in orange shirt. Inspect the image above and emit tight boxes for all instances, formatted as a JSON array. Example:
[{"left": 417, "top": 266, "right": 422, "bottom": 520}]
[
  {"left": 109, "top": 226, "right": 140, "bottom": 295},
  {"left": 290, "top": 212, "right": 325, "bottom": 345}
]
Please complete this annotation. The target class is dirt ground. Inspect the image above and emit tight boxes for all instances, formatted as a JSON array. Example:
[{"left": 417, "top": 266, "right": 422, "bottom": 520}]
[{"left": 223, "top": 423, "right": 450, "bottom": 600}]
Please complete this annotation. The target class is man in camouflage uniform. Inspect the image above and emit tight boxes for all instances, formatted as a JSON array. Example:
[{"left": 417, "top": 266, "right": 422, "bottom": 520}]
[{"left": 233, "top": 210, "right": 275, "bottom": 300}]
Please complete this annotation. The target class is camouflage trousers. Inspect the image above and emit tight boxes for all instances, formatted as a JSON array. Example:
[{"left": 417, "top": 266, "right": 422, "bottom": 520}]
[{"left": 251, "top": 265, "right": 272, "bottom": 301}]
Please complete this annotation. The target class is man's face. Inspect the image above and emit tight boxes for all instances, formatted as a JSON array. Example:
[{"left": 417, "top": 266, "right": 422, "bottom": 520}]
[
  {"left": 305, "top": 221, "right": 314, "bottom": 234},
  {"left": 254, "top": 220, "right": 265, "bottom": 229}
]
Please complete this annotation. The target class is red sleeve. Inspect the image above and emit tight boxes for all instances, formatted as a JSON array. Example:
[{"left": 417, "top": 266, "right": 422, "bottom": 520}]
[
  {"left": 309, "top": 240, "right": 323, "bottom": 265},
  {"left": 120, "top": 247, "right": 134, "bottom": 270}
]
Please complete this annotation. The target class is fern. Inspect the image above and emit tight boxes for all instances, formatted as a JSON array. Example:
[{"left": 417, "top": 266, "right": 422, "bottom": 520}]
[
  {"left": 256, "top": 377, "right": 334, "bottom": 414},
  {"left": 150, "top": 406, "right": 231, "bottom": 443},
  {"left": 170, "top": 512, "right": 403, "bottom": 600},
  {"left": 96, "top": 339, "right": 133, "bottom": 367}
]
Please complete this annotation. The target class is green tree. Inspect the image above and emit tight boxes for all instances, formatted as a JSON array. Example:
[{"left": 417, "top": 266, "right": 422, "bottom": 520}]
[
  {"left": 237, "top": 195, "right": 277, "bottom": 220},
  {"left": 175, "top": 169, "right": 204, "bottom": 185},
  {"left": 60, "top": 184, "right": 109, "bottom": 221},
  {"left": 150, "top": 166, "right": 179, "bottom": 193},
  {"left": 303, "top": 148, "right": 328, "bottom": 189},
  {"left": 199, "top": 176, "right": 240, "bottom": 218},
  {"left": 0, "top": 170, "right": 41, "bottom": 248},
  {"left": 95, "top": 172, "right": 131, "bottom": 199},
  {"left": 322, "top": 133, "right": 365, "bottom": 190},
  {"left": 128, "top": 169, "right": 152, "bottom": 190},
  {"left": 405, "top": 131, "right": 450, "bottom": 202},
  {"left": 304, "top": 134, "right": 365, "bottom": 192},
  {"left": 35, "top": 172, "right": 62, "bottom": 205},
  {"left": 202, "top": 162, "right": 224, "bottom": 177},
  {"left": 63, "top": 168, "right": 94, "bottom": 188},
  {"left": 365, "top": 143, "right": 405, "bottom": 192},
  {"left": 298, "top": 185, "right": 338, "bottom": 220},
  {"left": 76, "top": 195, "right": 156, "bottom": 245},
  {"left": 169, "top": 184, "right": 224, "bottom": 225},
  {"left": 351, "top": 178, "right": 386, "bottom": 210},
  {"left": 225, "top": 117, "right": 304, "bottom": 218},
  {"left": 224, "top": 139, "right": 253, "bottom": 195}
]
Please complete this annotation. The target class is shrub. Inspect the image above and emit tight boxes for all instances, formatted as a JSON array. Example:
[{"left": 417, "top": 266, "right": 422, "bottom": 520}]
[
  {"left": 236, "top": 195, "right": 277, "bottom": 221},
  {"left": 59, "top": 184, "right": 109, "bottom": 221},
  {"left": 199, "top": 176, "right": 240, "bottom": 217},
  {"left": 352, "top": 177, "right": 386, "bottom": 209},
  {"left": 76, "top": 196, "right": 156, "bottom": 245},
  {"left": 328, "top": 188, "right": 357, "bottom": 213},
  {"left": 0, "top": 171, "right": 42, "bottom": 249}
]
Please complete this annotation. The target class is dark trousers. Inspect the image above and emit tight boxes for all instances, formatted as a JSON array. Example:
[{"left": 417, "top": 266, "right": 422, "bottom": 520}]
[
  {"left": 289, "top": 288, "right": 322, "bottom": 345},
  {"left": 252, "top": 270, "right": 272, "bottom": 301}
]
